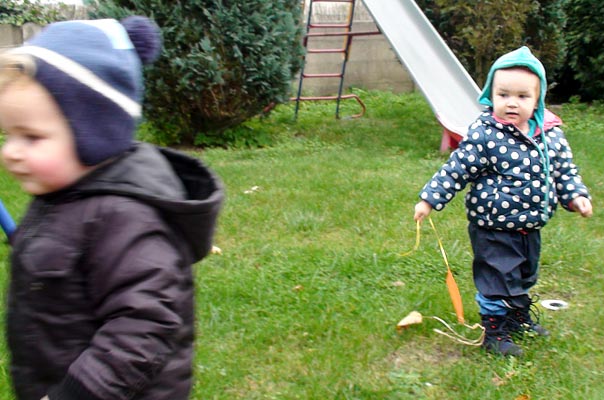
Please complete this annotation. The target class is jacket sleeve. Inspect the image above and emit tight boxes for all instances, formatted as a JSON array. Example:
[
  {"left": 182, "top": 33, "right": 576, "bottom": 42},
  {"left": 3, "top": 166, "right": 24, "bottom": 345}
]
[
  {"left": 550, "top": 127, "right": 591, "bottom": 210},
  {"left": 49, "top": 197, "right": 192, "bottom": 400},
  {"left": 419, "top": 124, "right": 488, "bottom": 211}
]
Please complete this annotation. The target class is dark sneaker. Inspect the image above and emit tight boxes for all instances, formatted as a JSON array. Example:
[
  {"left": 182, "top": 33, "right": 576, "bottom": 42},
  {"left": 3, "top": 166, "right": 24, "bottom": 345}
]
[
  {"left": 507, "top": 304, "right": 550, "bottom": 338},
  {"left": 481, "top": 314, "right": 523, "bottom": 357}
]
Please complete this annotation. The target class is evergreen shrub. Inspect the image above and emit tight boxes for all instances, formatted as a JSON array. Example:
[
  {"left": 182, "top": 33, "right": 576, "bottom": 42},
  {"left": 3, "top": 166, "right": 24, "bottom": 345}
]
[
  {"left": 561, "top": 0, "right": 604, "bottom": 101},
  {"left": 415, "top": 0, "right": 566, "bottom": 92},
  {"left": 0, "top": 0, "right": 65, "bottom": 26},
  {"left": 89, "top": 0, "right": 304, "bottom": 146}
]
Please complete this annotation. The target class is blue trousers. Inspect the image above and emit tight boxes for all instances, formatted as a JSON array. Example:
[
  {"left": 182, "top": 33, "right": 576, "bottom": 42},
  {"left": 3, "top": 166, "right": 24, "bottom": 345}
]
[{"left": 468, "top": 223, "right": 541, "bottom": 315}]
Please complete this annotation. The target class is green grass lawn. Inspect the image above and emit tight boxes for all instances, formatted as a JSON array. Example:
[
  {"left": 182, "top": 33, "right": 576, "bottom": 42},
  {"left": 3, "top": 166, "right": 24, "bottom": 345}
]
[{"left": 1, "top": 91, "right": 603, "bottom": 399}]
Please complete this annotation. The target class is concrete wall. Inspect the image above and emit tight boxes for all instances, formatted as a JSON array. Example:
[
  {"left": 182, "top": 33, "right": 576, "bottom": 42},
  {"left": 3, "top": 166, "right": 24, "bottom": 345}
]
[
  {"left": 1, "top": 2, "right": 413, "bottom": 96},
  {"left": 297, "top": 1, "right": 414, "bottom": 96},
  {"left": 0, "top": 4, "right": 86, "bottom": 50},
  {"left": 0, "top": 23, "right": 44, "bottom": 50},
  {"left": 0, "top": 24, "right": 23, "bottom": 50},
  {"left": 0, "top": 23, "right": 42, "bottom": 49}
]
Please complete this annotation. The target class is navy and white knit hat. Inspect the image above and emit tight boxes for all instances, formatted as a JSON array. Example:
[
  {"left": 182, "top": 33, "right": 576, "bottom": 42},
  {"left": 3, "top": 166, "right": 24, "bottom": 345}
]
[{"left": 9, "top": 16, "right": 162, "bottom": 166}]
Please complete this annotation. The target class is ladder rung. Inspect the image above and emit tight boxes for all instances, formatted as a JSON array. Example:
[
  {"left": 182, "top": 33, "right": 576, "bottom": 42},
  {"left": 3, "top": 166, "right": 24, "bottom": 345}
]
[
  {"left": 302, "top": 73, "right": 343, "bottom": 78},
  {"left": 306, "top": 30, "right": 380, "bottom": 38},
  {"left": 293, "top": 94, "right": 359, "bottom": 101},
  {"left": 308, "top": 23, "right": 351, "bottom": 29},
  {"left": 307, "top": 48, "right": 347, "bottom": 54}
]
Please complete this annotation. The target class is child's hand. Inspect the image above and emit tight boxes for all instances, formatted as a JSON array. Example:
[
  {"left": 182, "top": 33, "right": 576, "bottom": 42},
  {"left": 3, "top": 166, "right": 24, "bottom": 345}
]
[
  {"left": 414, "top": 200, "right": 433, "bottom": 222},
  {"left": 572, "top": 196, "right": 593, "bottom": 218}
]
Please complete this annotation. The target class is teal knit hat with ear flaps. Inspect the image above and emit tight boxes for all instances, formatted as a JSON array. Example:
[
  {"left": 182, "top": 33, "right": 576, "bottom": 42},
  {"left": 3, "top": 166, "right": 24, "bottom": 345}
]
[
  {"left": 479, "top": 46, "right": 551, "bottom": 221},
  {"left": 478, "top": 46, "right": 547, "bottom": 136}
]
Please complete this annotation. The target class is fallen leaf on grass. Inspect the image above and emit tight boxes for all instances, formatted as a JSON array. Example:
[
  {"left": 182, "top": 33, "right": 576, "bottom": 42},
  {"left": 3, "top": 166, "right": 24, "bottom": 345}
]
[
  {"left": 492, "top": 371, "right": 518, "bottom": 387},
  {"left": 492, "top": 373, "right": 505, "bottom": 386},
  {"left": 244, "top": 186, "right": 261, "bottom": 194},
  {"left": 396, "top": 311, "right": 423, "bottom": 330}
]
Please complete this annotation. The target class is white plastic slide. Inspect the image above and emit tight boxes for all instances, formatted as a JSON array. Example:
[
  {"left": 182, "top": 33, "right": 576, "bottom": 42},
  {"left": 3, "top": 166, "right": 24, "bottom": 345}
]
[{"left": 362, "top": 0, "right": 483, "bottom": 150}]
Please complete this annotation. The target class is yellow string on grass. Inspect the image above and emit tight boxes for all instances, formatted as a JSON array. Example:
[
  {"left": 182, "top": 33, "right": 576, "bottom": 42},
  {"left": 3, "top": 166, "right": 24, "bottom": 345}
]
[{"left": 399, "top": 217, "right": 484, "bottom": 346}]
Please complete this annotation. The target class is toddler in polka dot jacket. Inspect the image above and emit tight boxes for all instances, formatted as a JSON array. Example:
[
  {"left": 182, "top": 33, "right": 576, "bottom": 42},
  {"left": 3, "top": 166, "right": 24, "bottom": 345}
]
[{"left": 413, "top": 46, "right": 592, "bottom": 356}]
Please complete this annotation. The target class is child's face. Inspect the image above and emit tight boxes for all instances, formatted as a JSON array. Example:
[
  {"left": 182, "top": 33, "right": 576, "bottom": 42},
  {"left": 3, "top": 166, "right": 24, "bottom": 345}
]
[
  {"left": 491, "top": 68, "right": 540, "bottom": 133},
  {"left": 0, "top": 77, "right": 93, "bottom": 195}
]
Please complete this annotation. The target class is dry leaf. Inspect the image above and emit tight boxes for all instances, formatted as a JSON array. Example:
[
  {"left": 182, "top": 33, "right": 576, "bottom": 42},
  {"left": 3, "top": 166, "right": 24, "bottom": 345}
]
[
  {"left": 492, "top": 373, "right": 505, "bottom": 387},
  {"left": 396, "top": 311, "right": 423, "bottom": 330},
  {"left": 515, "top": 395, "right": 530, "bottom": 400},
  {"left": 244, "top": 186, "right": 261, "bottom": 194},
  {"left": 211, "top": 245, "right": 222, "bottom": 255}
]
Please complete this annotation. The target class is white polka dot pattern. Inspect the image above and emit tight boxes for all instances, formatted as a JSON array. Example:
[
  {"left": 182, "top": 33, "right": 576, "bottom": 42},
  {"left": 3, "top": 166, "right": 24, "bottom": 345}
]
[{"left": 418, "top": 110, "right": 590, "bottom": 231}]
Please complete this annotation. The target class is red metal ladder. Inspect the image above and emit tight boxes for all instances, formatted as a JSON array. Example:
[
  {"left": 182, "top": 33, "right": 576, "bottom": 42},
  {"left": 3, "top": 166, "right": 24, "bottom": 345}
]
[{"left": 293, "top": 0, "right": 380, "bottom": 119}]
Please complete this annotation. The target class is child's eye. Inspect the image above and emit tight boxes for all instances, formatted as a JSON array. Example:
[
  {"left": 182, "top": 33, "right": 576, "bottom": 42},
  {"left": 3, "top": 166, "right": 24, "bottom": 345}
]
[
  {"left": 10, "top": 132, "right": 44, "bottom": 144},
  {"left": 23, "top": 133, "right": 42, "bottom": 142},
  {"left": 2, "top": 130, "right": 45, "bottom": 145}
]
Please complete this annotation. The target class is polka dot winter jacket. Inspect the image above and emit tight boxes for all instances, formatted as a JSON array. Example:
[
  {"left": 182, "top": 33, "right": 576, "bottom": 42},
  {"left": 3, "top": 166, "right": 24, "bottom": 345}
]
[{"left": 419, "top": 109, "right": 591, "bottom": 231}]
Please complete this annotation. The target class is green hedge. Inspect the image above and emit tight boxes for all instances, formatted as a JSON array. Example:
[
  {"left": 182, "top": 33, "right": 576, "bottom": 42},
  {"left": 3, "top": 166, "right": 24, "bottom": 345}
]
[
  {"left": 561, "top": 0, "right": 604, "bottom": 101},
  {"left": 0, "top": 0, "right": 65, "bottom": 26},
  {"left": 415, "top": 0, "right": 566, "bottom": 97},
  {"left": 89, "top": 0, "right": 304, "bottom": 146}
]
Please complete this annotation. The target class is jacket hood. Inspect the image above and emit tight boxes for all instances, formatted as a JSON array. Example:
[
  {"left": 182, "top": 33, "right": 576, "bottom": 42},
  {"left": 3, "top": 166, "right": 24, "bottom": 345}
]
[
  {"left": 478, "top": 46, "right": 547, "bottom": 134},
  {"left": 72, "top": 142, "right": 224, "bottom": 261}
]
